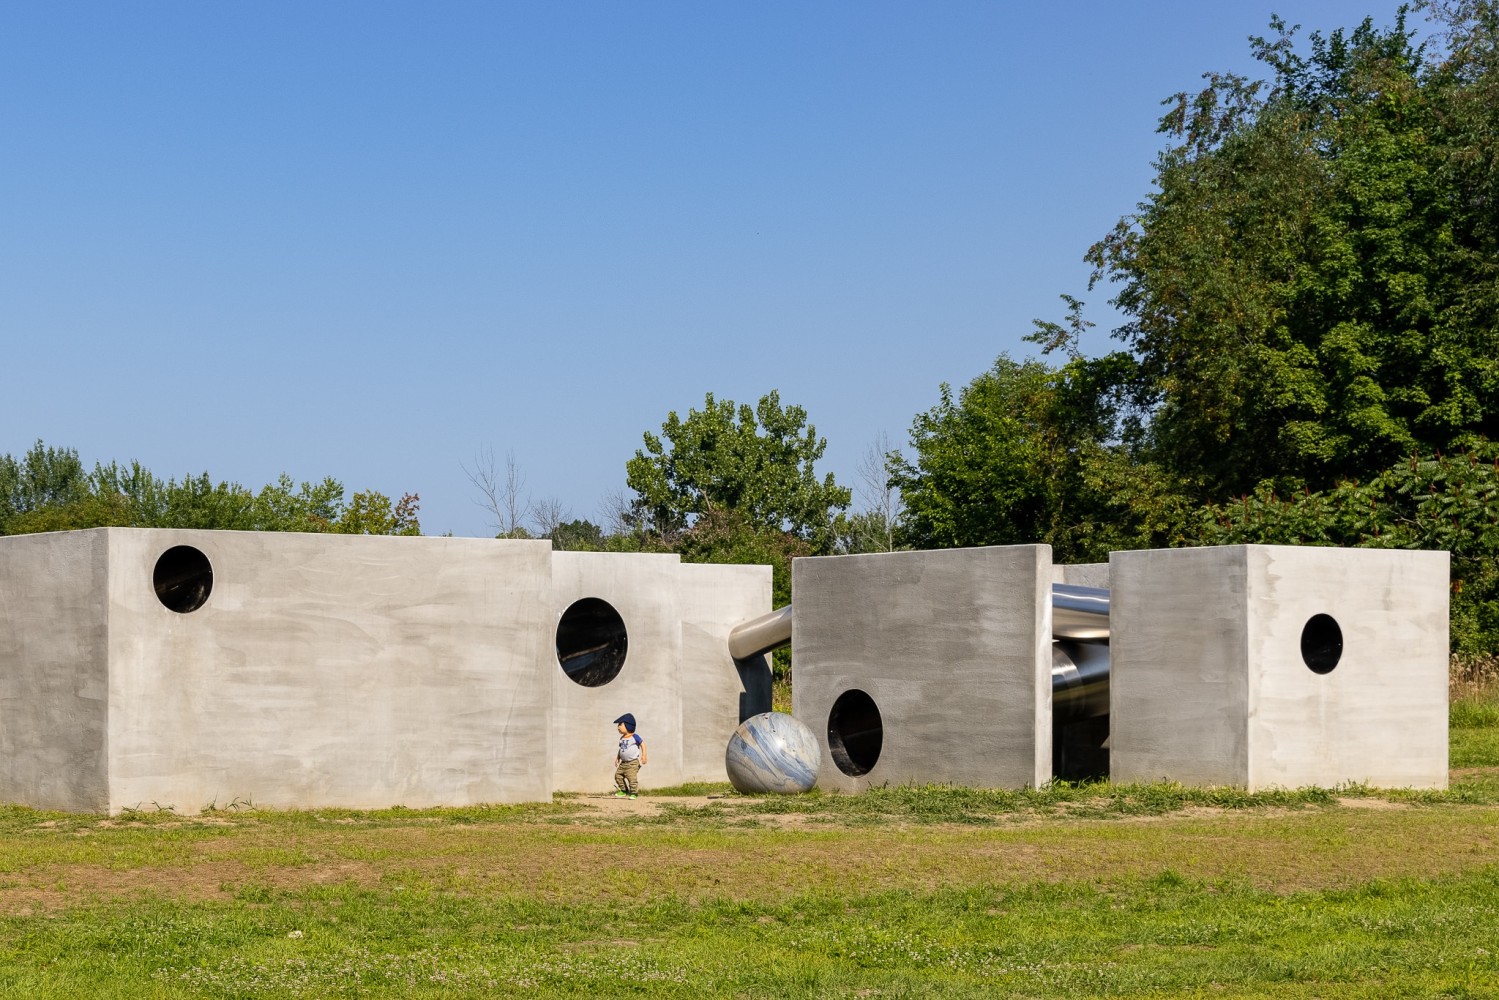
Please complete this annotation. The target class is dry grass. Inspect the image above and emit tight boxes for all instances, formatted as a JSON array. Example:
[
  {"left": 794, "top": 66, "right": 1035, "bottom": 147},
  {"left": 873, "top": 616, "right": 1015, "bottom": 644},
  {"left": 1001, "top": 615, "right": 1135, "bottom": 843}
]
[
  {"left": 1, "top": 795, "right": 1497, "bottom": 916},
  {"left": 1450, "top": 651, "right": 1499, "bottom": 703}
]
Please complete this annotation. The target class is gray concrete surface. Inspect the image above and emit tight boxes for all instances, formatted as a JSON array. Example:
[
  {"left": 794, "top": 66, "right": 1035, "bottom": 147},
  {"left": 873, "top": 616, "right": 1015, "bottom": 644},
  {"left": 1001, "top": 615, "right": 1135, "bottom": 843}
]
[
  {"left": 677, "top": 562, "right": 774, "bottom": 782},
  {"left": 105, "top": 529, "right": 556, "bottom": 811},
  {"left": 547, "top": 553, "right": 772, "bottom": 792},
  {"left": 1053, "top": 562, "right": 1110, "bottom": 589},
  {"left": 0, "top": 528, "right": 770, "bottom": 812},
  {"left": 792, "top": 545, "right": 1053, "bottom": 792},
  {"left": 1110, "top": 545, "right": 1449, "bottom": 790},
  {"left": 0, "top": 530, "right": 111, "bottom": 812},
  {"left": 550, "top": 552, "right": 684, "bottom": 793}
]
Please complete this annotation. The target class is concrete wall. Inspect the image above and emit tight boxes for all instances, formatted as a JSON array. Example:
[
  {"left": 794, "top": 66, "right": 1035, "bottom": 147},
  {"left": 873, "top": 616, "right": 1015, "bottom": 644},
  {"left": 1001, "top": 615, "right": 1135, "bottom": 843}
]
[
  {"left": 104, "top": 530, "right": 555, "bottom": 811},
  {"left": 1111, "top": 545, "right": 1449, "bottom": 790},
  {"left": 1108, "top": 546, "right": 1252, "bottom": 786},
  {"left": 548, "top": 553, "right": 772, "bottom": 792},
  {"left": 549, "top": 552, "right": 684, "bottom": 791},
  {"left": 0, "top": 530, "right": 111, "bottom": 812},
  {"left": 0, "top": 529, "right": 771, "bottom": 812},
  {"left": 676, "top": 563, "right": 774, "bottom": 782},
  {"left": 1053, "top": 562, "right": 1109, "bottom": 589},
  {"left": 793, "top": 545, "right": 1052, "bottom": 792}
]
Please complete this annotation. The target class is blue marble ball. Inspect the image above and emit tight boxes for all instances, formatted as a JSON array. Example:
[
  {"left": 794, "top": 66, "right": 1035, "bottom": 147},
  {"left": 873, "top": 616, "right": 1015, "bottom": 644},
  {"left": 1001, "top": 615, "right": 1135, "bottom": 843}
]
[{"left": 725, "top": 712, "right": 821, "bottom": 794}]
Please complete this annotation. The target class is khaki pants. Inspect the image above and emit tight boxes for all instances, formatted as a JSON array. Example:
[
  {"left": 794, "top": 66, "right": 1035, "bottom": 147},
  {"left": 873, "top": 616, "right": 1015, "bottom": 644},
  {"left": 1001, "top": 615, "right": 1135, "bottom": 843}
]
[{"left": 614, "top": 759, "right": 640, "bottom": 794}]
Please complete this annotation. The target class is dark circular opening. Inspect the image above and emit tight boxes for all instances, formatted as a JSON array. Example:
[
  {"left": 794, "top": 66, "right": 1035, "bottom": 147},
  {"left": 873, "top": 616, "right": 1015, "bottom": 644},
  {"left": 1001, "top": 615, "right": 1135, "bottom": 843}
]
[
  {"left": 556, "top": 597, "right": 628, "bottom": 686},
  {"left": 154, "top": 545, "right": 213, "bottom": 614},
  {"left": 827, "top": 688, "right": 883, "bottom": 777},
  {"left": 1301, "top": 613, "right": 1343, "bottom": 674}
]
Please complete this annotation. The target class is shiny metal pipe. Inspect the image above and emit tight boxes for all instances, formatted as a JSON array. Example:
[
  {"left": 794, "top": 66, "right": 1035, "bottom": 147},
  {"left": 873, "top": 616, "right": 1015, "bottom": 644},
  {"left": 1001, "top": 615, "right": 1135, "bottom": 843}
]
[
  {"left": 1052, "top": 640, "right": 1111, "bottom": 721},
  {"left": 728, "top": 604, "right": 794, "bottom": 660},
  {"left": 1052, "top": 583, "right": 1110, "bottom": 640}
]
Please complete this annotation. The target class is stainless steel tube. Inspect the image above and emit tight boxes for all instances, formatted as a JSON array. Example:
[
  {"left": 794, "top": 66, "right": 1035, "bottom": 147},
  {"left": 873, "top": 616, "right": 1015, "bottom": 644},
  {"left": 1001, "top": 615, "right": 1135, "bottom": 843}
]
[
  {"left": 1052, "top": 583, "right": 1110, "bottom": 640},
  {"left": 728, "top": 604, "right": 794, "bottom": 660},
  {"left": 1051, "top": 640, "right": 1111, "bottom": 721}
]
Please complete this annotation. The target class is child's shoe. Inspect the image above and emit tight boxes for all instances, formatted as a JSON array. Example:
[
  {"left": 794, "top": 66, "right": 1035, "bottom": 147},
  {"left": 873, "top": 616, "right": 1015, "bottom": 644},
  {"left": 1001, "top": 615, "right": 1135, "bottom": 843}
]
[
  {"left": 628, "top": 794, "right": 638, "bottom": 800},
  {"left": 614, "top": 791, "right": 627, "bottom": 798}
]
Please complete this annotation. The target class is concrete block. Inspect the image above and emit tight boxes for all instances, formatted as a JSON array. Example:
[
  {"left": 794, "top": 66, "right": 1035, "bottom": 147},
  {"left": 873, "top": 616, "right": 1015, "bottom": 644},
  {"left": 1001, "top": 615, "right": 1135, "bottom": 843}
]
[
  {"left": 548, "top": 553, "right": 772, "bottom": 792},
  {"left": 792, "top": 545, "right": 1052, "bottom": 792},
  {"left": 1053, "top": 562, "right": 1109, "bottom": 589},
  {"left": 104, "top": 529, "right": 555, "bottom": 811},
  {"left": 0, "top": 529, "right": 773, "bottom": 812},
  {"left": 0, "top": 530, "right": 111, "bottom": 812},
  {"left": 1110, "top": 545, "right": 1449, "bottom": 790},
  {"left": 676, "top": 562, "right": 774, "bottom": 782},
  {"left": 549, "top": 552, "right": 684, "bottom": 792}
]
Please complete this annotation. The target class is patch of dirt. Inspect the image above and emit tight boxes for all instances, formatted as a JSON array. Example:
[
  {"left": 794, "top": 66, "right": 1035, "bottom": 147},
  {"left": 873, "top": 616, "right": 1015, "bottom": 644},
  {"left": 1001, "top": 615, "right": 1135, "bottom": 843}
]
[
  {"left": 573, "top": 792, "right": 720, "bottom": 817},
  {"left": 1336, "top": 797, "right": 1409, "bottom": 810}
]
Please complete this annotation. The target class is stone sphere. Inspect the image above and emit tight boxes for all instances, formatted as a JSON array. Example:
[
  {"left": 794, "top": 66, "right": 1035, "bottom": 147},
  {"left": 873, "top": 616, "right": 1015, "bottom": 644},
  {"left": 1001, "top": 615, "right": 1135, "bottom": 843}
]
[{"left": 725, "top": 712, "right": 821, "bottom": 794}]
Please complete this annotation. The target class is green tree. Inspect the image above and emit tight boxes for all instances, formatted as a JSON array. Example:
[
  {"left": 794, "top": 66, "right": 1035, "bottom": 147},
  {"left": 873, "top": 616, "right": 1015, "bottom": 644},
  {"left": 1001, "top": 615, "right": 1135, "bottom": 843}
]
[
  {"left": 0, "top": 441, "right": 93, "bottom": 531},
  {"left": 1, "top": 442, "right": 422, "bottom": 538},
  {"left": 890, "top": 353, "right": 1191, "bottom": 561},
  {"left": 625, "top": 391, "right": 851, "bottom": 553},
  {"left": 550, "top": 518, "right": 605, "bottom": 551},
  {"left": 335, "top": 491, "right": 422, "bottom": 536},
  {"left": 1087, "top": 6, "right": 1499, "bottom": 500}
]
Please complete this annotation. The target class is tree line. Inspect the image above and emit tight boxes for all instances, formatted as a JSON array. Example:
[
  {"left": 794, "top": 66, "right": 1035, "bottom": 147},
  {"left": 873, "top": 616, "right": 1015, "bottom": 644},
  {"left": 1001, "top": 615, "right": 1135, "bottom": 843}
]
[
  {"left": 6, "top": 5, "right": 1497, "bottom": 660},
  {"left": 0, "top": 442, "right": 420, "bottom": 537},
  {"left": 890, "top": 3, "right": 1499, "bottom": 657}
]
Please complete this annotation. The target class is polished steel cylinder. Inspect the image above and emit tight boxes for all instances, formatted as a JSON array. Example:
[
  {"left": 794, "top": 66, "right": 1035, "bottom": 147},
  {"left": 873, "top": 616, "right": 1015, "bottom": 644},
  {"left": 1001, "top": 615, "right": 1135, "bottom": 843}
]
[
  {"left": 1052, "top": 583, "right": 1110, "bottom": 640},
  {"left": 1051, "top": 639, "right": 1111, "bottom": 721},
  {"left": 728, "top": 604, "right": 794, "bottom": 660}
]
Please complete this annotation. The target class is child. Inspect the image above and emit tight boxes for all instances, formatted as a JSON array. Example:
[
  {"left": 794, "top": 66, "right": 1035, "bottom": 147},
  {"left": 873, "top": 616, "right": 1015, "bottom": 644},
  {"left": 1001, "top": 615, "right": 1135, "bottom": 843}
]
[{"left": 612, "top": 713, "right": 647, "bottom": 798}]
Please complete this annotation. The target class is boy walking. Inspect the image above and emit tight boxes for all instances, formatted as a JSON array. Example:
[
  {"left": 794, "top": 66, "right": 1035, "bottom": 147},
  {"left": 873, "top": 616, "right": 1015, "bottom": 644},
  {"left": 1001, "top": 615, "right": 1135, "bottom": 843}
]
[{"left": 613, "top": 713, "right": 647, "bottom": 798}]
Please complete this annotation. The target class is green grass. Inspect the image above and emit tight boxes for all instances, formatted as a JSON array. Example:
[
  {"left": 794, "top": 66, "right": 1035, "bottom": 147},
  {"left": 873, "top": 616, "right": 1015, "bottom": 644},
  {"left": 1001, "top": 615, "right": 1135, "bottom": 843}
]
[
  {"left": 0, "top": 790, "right": 1496, "bottom": 997},
  {"left": 4, "top": 863, "right": 1499, "bottom": 996},
  {"left": 1452, "top": 698, "right": 1499, "bottom": 730},
  {"left": 1451, "top": 684, "right": 1499, "bottom": 771},
  {"left": 0, "top": 695, "right": 1493, "bottom": 996}
]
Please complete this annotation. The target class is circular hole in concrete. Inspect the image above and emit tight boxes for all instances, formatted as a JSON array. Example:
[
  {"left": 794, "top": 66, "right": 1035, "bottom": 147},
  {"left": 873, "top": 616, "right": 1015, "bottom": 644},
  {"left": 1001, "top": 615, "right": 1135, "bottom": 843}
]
[
  {"left": 556, "top": 598, "right": 628, "bottom": 686},
  {"left": 827, "top": 688, "right": 883, "bottom": 777},
  {"left": 154, "top": 545, "right": 213, "bottom": 613},
  {"left": 1301, "top": 613, "right": 1343, "bottom": 674}
]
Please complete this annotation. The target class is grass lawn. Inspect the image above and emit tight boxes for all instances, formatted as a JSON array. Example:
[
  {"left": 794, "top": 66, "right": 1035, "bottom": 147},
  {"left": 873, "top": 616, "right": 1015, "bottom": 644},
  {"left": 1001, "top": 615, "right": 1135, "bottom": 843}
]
[{"left": 0, "top": 708, "right": 1495, "bottom": 997}]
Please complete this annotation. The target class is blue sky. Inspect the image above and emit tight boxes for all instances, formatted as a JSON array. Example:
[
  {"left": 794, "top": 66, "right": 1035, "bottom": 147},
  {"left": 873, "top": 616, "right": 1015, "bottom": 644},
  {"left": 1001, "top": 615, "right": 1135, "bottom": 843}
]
[{"left": 1, "top": 2, "right": 1419, "bottom": 536}]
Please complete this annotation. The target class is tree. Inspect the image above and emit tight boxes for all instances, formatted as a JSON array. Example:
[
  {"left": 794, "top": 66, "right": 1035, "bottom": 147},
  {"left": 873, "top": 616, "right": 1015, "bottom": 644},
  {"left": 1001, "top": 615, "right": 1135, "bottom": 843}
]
[
  {"left": 530, "top": 496, "right": 571, "bottom": 543},
  {"left": 836, "top": 432, "right": 904, "bottom": 554},
  {"left": 1086, "top": 6, "right": 1499, "bottom": 500},
  {"left": 0, "top": 441, "right": 93, "bottom": 531},
  {"left": 891, "top": 353, "right": 1192, "bottom": 561},
  {"left": 1194, "top": 442, "right": 1499, "bottom": 657},
  {"left": 1, "top": 442, "right": 422, "bottom": 538},
  {"left": 625, "top": 391, "right": 851, "bottom": 553},
  {"left": 550, "top": 518, "right": 605, "bottom": 551},
  {"left": 465, "top": 446, "right": 530, "bottom": 538},
  {"left": 335, "top": 491, "right": 422, "bottom": 536}
]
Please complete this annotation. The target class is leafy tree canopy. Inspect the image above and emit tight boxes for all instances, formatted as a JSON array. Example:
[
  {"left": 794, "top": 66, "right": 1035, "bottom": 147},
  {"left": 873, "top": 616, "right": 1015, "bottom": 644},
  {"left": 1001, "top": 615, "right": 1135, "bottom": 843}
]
[
  {"left": 625, "top": 391, "right": 850, "bottom": 553},
  {"left": 890, "top": 353, "right": 1192, "bottom": 562},
  {"left": 0, "top": 441, "right": 420, "bottom": 537},
  {"left": 1087, "top": 2, "right": 1499, "bottom": 499}
]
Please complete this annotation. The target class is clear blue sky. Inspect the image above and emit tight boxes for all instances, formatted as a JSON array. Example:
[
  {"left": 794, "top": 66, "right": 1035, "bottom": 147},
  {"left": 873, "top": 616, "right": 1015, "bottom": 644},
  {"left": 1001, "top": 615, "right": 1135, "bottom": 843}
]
[{"left": 1, "top": 2, "right": 1419, "bottom": 536}]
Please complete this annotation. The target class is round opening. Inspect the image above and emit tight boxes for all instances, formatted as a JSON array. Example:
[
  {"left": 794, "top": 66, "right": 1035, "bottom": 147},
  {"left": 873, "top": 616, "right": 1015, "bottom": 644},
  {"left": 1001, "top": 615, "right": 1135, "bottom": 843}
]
[
  {"left": 1301, "top": 613, "right": 1343, "bottom": 674},
  {"left": 827, "top": 688, "right": 883, "bottom": 777},
  {"left": 556, "top": 597, "right": 628, "bottom": 686},
  {"left": 154, "top": 546, "right": 213, "bottom": 614}
]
